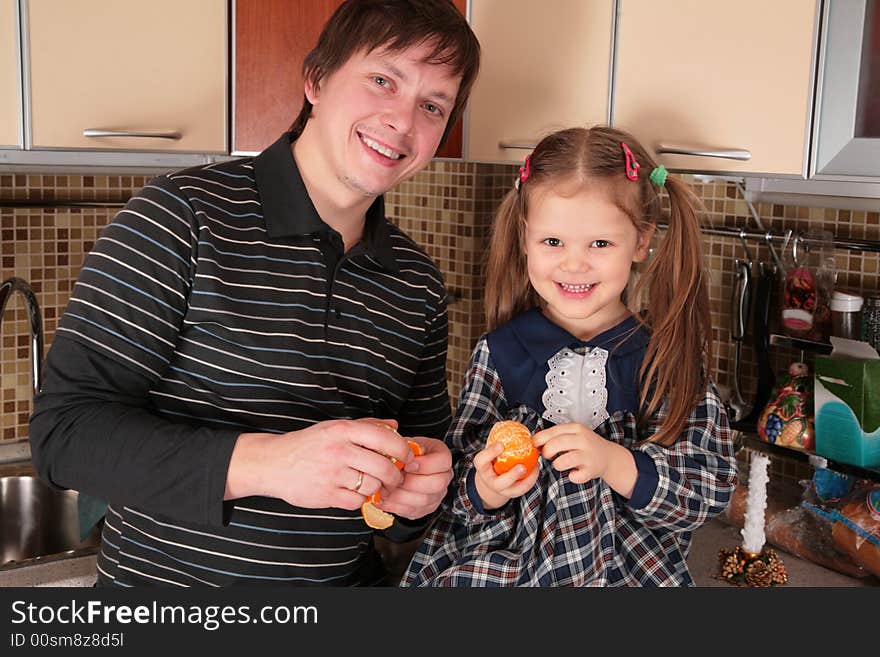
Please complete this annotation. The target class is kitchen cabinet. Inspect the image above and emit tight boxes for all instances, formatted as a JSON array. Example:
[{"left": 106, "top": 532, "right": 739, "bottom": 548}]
[
  {"left": 466, "top": 0, "right": 614, "bottom": 163},
  {"left": 613, "top": 0, "right": 820, "bottom": 178},
  {"left": 232, "top": 0, "right": 465, "bottom": 158},
  {"left": 25, "top": 0, "right": 226, "bottom": 153},
  {"left": 233, "top": 0, "right": 342, "bottom": 155},
  {"left": 0, "top": 0, "right": 19, "bottom": 148},
  {"left": 812, "top": 0, "right": 880, "bottom": 180}
]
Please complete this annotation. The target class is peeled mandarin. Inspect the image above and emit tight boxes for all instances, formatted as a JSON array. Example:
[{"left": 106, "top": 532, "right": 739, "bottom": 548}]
[{"left": 487, "top": 420, "right": 539, "bottom": 479}]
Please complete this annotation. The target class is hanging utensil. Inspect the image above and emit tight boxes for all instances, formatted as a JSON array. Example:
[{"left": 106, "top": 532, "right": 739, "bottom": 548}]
[
  {"left": 728, "top": 255, "right": 752, "bottom": 424},
  {"left": 737, "top": 261, "right": 777, "bottom": 431}
]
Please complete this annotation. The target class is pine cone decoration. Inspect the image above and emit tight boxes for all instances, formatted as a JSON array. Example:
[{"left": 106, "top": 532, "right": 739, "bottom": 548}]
[
  {"left": 744, "top": 559, "right": 773, "bottom": 587},
  {"left": 768, "top": 561, "right": 788, "bottom": 585},
  {"left": 718, "top": 549, "right": 741, "bottom": 580},
  {"left": 762, "top": 548, "right": 788, "bottom": 585}
]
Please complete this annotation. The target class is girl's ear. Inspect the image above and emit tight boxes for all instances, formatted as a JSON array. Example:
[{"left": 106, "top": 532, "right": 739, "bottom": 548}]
[{"left": 632, "top": 226, "right": 655, "bottom": 263}]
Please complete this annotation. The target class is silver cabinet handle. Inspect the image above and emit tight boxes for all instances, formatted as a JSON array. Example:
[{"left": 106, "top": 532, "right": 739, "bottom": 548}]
[
  {"left": 83, "top": 129, "right": 182, "bottom": 140},
  {"left": 655, "top": 145, "right": 751, "bottom": 161},
  {"left": 498, "top": 141, "right": 537, "bottom": 150}
]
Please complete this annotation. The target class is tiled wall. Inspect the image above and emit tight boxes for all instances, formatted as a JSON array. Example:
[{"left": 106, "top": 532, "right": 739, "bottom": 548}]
[{"left": 3, "top": 165, "right": 879, "bottom": 495}]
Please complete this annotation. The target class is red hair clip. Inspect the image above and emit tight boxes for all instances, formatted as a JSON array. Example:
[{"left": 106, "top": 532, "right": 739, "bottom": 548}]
[
  {"left": 621, "top": 143, "right": 640, "bottom": 181},
  {"left": 515, "top": 155, "right": 531, "bottom": 190}
]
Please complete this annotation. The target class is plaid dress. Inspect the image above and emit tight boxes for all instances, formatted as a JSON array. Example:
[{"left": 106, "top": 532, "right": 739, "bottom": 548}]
[{"left": 401, "top": 310, "right": 737, "bottom": 587}]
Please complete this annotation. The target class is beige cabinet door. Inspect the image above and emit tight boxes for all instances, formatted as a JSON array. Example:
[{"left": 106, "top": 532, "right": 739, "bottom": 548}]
[
  {"left": 613, "top": 0, "right": 819, "bottom": 177},
  {"left": 0, "top": 0, "right": 20, "bottom": 148},
  {"left": 27, "top": 0, "right": 226, "bottom": 153},
  {"left": 466, "top": 0, "right": 614, "bottom": 163}
]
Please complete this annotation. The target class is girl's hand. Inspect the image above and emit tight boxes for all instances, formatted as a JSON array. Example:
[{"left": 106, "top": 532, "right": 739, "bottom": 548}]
[
  {"left": 473, "top": 442, "right": 539, "bottom": 510},
  {"left": 532, "top": 423, "right": 611, "bottom": 484},
  {"left": 533, "top": 423, "right": 638, "bottom": 497}
]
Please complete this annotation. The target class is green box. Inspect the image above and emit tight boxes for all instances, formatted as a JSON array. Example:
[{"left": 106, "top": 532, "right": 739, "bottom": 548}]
[{"left": 814, "top": 354, "right": 880, "bottom": 468}]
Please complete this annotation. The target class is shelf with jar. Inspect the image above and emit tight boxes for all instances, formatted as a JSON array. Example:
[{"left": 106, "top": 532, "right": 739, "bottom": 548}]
[{"left": 731, "top": 341, "right": 880, "bottom": 484}]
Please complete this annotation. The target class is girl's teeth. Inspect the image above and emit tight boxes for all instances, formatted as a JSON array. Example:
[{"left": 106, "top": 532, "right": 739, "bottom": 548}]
[
  {"left": 560, "top": 283, "right": 594, "bottom": 293},
  {"left": 361, "top": 135, "right": 402, "bottom": 160}
]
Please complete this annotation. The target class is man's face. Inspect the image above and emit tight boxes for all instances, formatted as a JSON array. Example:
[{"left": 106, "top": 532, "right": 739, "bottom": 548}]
[{"left": 304, "top": 42, "right": 462, "bottom": 199}]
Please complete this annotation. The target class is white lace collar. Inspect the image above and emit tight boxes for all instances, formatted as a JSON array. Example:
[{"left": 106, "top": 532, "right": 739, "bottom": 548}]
[{"left": 541, "top": 346, "right": 610, "bottom": 429}]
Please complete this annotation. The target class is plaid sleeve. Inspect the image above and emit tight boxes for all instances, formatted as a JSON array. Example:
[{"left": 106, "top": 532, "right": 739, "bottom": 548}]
[
  {"left": 628, "top": 380, "right": 738, "bottom": 532},
  {"left": 443, "top": 336, "right": 515, "bottom": 522},
  {"left": 401, "top": 338, "right": 529, "bottom": 586}
]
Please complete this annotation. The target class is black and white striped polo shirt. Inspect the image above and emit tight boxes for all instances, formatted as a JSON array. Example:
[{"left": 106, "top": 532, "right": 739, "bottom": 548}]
[{"left": 31, "top": 132, "right": 452, "bottom": 586}]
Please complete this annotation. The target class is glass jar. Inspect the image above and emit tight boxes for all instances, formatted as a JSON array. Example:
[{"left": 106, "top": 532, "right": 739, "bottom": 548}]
[{"left": 830, "top": 290, "right": 864, "bottom": 340}]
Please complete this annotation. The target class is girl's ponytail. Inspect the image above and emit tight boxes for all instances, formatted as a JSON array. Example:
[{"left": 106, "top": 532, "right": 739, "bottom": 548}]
[
  {"left": 634, "top": 175, "right": 713, "bottom": 446},
  {"left": 484, "top": 186, "right": 539, "bottom": 332}
]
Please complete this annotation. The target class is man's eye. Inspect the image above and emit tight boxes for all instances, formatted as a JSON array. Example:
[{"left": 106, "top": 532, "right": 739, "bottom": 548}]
[
  {"left": 542, "top": 238, "right": 562, "bottom": 247},
  {"left": 591, "top": 240, "right": 610, "bottom": 248},
  {"left": 374, "top": 76, "right": 390, "bottom": 87}
]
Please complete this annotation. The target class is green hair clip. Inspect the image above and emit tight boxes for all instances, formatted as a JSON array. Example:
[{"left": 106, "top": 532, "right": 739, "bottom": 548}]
[{"left": 649, "top": 165, "right": 668, "bottom": 187}]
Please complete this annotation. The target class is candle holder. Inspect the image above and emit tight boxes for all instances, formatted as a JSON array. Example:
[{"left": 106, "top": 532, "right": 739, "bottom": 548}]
[
  {"left": 717, "top": 546, "right": 788, "bottom": 586},
  {"left": 716, "top": 452, "right": 788, "bottom": 586}
]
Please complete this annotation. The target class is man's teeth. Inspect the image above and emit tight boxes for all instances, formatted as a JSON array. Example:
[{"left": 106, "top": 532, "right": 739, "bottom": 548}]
[
  {"left": 560, "top": 283, "right": 594, "bottom": 293},
  {"left": 361, "top": 135, "right": 402, "bottom": 160}
]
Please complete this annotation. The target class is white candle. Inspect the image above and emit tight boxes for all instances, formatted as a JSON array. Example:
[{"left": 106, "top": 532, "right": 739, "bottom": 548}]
[{"left": 740, "top": 453, "right": 770, "bottom": 554}]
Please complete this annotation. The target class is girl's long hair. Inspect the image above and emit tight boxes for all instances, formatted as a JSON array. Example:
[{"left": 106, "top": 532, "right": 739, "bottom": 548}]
[{"left": 484, "top": 126, "right": 713, "bottom": 446}]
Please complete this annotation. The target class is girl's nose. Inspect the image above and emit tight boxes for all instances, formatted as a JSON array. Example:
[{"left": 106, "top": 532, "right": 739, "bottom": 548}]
[{"left": 561, "top": 249, "right": 589, "bottom": 272}]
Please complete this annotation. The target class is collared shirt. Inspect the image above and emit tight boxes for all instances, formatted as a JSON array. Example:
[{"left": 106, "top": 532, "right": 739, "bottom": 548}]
[
  {"left": 30, "top": 132, "right": 452, "bottom": 586},
  {"left": 401, "top": 309, "right": 737, "bottom": 587}
]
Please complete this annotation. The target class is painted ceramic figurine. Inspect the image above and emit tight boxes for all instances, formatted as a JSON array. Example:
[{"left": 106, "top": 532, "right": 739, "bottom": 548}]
[{"left": 757, "top": 362, "right": 815, "bottom": 451}]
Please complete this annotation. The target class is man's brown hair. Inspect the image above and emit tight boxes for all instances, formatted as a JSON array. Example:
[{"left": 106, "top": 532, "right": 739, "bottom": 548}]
[{"left": 289, "top": 0, "right": 480, "bottom": 149}]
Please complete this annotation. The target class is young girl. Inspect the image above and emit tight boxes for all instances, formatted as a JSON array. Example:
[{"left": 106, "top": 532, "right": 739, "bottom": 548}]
[{"left": 401, "top": 126, "right": 737, "bottom": 587}]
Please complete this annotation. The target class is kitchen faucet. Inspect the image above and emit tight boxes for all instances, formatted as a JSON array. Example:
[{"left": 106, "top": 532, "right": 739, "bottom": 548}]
[{"left": 0, "top": 277, "right": 44, "bottom": 398}]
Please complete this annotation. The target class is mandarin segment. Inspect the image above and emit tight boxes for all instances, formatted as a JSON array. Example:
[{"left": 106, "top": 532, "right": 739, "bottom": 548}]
[{"left": 487, "top": 420, "right": 539, "bottom": 479}]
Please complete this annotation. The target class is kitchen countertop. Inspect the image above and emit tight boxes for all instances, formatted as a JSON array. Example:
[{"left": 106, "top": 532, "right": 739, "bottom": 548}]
[
  {"left": 0, "top": 553, "right": 97, "bottom": 587},
  {"left": 688, "top": 517, "right": 878, "bottom": 587}
]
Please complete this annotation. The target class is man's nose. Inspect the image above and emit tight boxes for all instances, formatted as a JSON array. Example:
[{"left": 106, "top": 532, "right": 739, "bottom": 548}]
[{"left": 382, "top": 98, "right": 417, "bottom": 135}]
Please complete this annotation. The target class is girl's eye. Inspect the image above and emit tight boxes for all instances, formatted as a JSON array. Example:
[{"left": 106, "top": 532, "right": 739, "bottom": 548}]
[
  {"left": 591, "top": 239, "right": 611, "bottom": 248},
  {"left": 423, "top": 102, "right": 443, "bottom": 116},
  {"left": 542, "top": 238, "right": 563, "bottom": 247}
]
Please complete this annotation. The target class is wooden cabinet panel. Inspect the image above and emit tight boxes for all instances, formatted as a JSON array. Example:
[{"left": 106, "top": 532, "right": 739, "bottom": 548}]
[
  {"left": 27, "top": 0, "right": 227, "bottom": 152},
  {"left": 613, "top": 0, "right": 819, "bottom": 177},
  {"left": 0, "top": 0, "right": 19, "bottom": 148},
  {"left": 233, "top": 0, "right": 465, "bottom": 157},
  {"left": 233, "top": 0, "right": 343, "bottom": 155},
  {"left": 466, "top": 0, "right": 613, "bottom": 163}
]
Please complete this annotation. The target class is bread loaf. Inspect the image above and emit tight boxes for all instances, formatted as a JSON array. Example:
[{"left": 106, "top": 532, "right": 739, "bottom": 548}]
[{"left": 831, "top": 490, "right": 880, "bottom": 578}]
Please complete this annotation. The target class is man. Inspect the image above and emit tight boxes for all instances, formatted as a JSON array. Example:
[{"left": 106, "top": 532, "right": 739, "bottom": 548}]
[{"left": 29, "top": 0, "right": 480, "bottom": 586}]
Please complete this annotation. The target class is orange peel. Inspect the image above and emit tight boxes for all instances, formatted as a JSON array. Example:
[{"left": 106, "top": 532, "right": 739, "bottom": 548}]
[{"left": 361, "top": 493, "right": 394, "bottom": 530}]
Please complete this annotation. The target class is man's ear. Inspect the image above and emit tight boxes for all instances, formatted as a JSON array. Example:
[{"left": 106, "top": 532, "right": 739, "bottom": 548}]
[
  {"left": 304, "top": 71, "right": 321, "bottom": 106},
  {"left": 633, "top": 226, "right": 655, "bottom": 263}
]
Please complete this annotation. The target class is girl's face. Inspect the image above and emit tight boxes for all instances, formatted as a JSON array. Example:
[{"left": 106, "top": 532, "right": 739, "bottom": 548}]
[{"left": 524, "top": 185, "right": 652, "bottom": 341}]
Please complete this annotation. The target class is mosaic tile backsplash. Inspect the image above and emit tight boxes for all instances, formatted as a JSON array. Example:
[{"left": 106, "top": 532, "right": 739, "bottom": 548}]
[{"left": 2, "top": 163, "right": 879, "bottom": 493}]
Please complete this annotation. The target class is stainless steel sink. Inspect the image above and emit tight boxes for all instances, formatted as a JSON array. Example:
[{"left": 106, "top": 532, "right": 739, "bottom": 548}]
[{"left": 0, "top": 475, "right": 101, "bottom": 568}]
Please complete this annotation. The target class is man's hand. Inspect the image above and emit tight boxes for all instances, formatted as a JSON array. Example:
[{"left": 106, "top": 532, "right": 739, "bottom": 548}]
[
  {"left": 226, "top": 418, "right": 417, "bottom": 510},
  {"left": 371, "top": 436, "right": 453, "bottom": 520}
]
